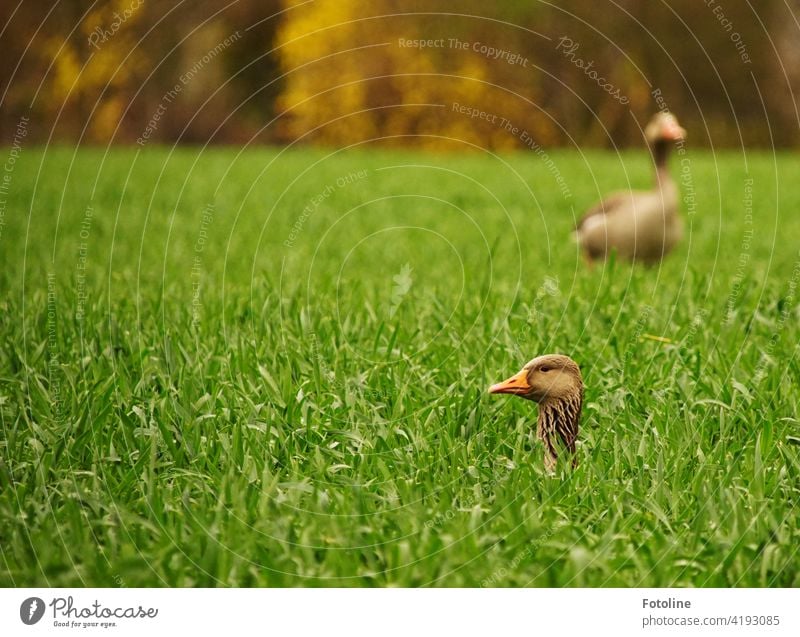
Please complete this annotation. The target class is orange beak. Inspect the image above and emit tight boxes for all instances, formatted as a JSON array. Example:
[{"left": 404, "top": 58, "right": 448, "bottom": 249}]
[
  {"left": 488, "top": 369, "right": 531, "bottom": 396},
  {"left": 662, "top": 122, "right": 686, "bottom": 141}
]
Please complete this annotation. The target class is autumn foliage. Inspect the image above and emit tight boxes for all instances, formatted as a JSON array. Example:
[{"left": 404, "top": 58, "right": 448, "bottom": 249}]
[{"left": 1, "top": 1, "right": 798, "bottom": 148}]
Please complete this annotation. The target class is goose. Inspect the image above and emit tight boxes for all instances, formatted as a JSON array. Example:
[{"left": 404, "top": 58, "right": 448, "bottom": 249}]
[
  {"left": 489, "top": 354, "right": 583, "bottom": 471},
  {"left": 575, "top": 112, "right": 686, "bottom": 264}
]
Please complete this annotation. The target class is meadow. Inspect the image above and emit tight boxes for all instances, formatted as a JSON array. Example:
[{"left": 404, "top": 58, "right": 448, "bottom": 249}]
[{"left": 1, "top": 145, "right": 799, "bottom": 587}]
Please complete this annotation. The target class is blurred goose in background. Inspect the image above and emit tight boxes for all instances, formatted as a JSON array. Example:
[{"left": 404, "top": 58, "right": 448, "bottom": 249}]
[
  {"left": 489, "top": 354, "right": 583, "bottom": 472},
  {"left": 575, "top": 112, "right": 686, "bottom": 264}
]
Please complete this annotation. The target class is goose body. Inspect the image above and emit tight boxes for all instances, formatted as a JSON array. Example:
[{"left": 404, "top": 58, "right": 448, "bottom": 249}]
[
  {"left": 489, "top": 354, "right": 583, "bottom": 471},
  {"left": 576, "top": 113, "right": 686, "bottom": 264}
]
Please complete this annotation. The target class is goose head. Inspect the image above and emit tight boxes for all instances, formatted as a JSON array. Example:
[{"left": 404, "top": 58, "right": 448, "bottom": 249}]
[
  {"left": 644, "top": 112, "right": 686, "bottom": 146},
  {"left": 489, "top": 354, "right": 584, "bottom": 470},
  {"left": 489, "top": 354, "right": 583, "bottom": 404}
]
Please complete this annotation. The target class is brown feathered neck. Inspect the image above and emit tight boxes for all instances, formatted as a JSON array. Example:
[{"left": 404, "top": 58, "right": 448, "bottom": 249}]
[
  {"left": 538, "top": 385, "right": 583, "bottom": 470},
  {"left": 652, "top": 139, "right": 673, "bottom": 184}
]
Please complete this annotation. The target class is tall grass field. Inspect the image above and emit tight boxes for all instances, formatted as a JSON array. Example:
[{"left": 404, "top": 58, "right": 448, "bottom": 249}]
[{"left": 1, "top": 146, "right": 799, "bottom": 586}]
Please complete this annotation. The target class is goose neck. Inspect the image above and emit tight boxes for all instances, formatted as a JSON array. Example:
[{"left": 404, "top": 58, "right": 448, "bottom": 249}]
[{"left": 652, "top": 140, "right": 672, "bottom": 181}]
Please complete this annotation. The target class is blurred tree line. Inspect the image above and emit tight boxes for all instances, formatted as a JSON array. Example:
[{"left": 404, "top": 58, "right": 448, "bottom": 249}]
[{"left": 1, "top": 0, "right": 798, "bottom": 148}]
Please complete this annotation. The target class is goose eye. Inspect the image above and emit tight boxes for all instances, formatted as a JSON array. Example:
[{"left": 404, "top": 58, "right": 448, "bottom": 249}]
[{"left": 540, "top": 366, "right": 551, "bottom": 373}]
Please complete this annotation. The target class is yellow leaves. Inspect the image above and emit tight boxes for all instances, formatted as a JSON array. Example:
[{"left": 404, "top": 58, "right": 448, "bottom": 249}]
[
  {"left": 90, "top": 95, "right": 125, "bottom": 142},
  {"left": 47, "top": 38, "right": 83, "bottom": 103},
  {"left": 274, "top": 0, "right": 550, "bottom": 150},
  {"left": 41, "top": 1, "right": 143, "bottom": 113}
]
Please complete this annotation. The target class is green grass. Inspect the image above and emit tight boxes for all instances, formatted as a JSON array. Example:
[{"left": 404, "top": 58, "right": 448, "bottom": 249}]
[{"left": 1, "top": 145, "right": 799, "bottom": 587}]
